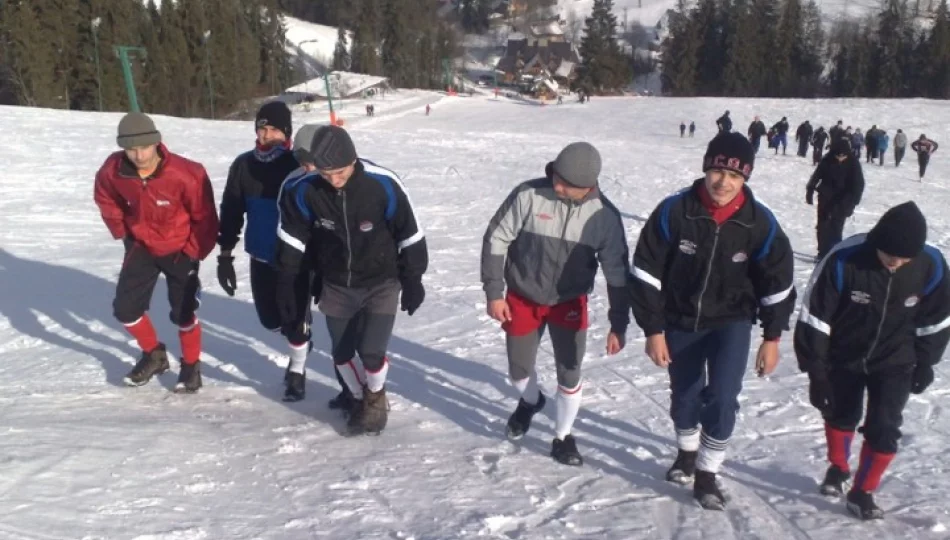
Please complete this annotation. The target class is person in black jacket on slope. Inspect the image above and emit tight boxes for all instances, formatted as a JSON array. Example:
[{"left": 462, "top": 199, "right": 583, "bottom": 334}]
[
  {"left": 630, "top": 133, "right": 796, "bottom": 511},
  {"left": 795, "top": 202, "right": 950, "bottom": 521},
  {"left": 806, "top": 138, "right": 865, "bottom": 260},
  {"left": 275, "top": 125, "right": 428, "bottom": 436}
]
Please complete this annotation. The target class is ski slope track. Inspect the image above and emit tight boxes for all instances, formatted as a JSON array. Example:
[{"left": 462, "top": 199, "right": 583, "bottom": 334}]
[{"left": 1, "top": 94, "right": 949, "bottom": 539}]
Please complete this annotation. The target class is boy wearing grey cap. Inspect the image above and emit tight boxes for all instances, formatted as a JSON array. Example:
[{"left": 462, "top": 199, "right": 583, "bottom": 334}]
[
  {"left": 93, "top": 112, "right": 219, "bottom": 393},
  {"left": 480, "top": 142, "right": 631, "bottom": 466},
  {"left": 275, "top": 124, "right": 428, "bottom": 436}
]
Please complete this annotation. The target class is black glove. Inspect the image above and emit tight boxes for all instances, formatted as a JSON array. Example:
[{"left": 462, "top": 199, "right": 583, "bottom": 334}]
[
  {"left": 276, "top": 270, "right": 299, "bottom": 328},
  {"left": 808, "top": 370, "right": 835, "bottom": 415},
  {"left": 400, "top": 277, "right": 425, "bottom": 316},
  {"left": 805, "top": 190, "right": 814, "bottom": 205},
  {"left": 911, "top": 363, "right": 934, "bottom": 394},
  {"left": 122, "top": 234, "right": 135, "bottom": 252},
  {"left": 311, "top": 273, "right": 323, "bottom": 306},
  {"left": 217, "top": 255, "right": 236, "bottom": 296}
]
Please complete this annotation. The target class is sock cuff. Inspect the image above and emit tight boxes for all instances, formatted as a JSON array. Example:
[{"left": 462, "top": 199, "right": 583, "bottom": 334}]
[{"left": 676, "top": 427, "right": 700, "bottom": 452}]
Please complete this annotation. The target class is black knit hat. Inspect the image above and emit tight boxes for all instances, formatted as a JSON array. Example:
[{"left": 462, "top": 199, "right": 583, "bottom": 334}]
[
  {"left": 703, "top": 132, "right": 755, "bottom": 180},
  {"left": 831, "top": 137, "right": 851, "bottom": 156},
  {"left": 867, "top": 201, "right": 927, "bottom": 258},
  {"left": 256, "top": 101, "right": 292, "bottom": 139},
  {"left": 293, "top": 124, "right": 357, "bottom": 169}
]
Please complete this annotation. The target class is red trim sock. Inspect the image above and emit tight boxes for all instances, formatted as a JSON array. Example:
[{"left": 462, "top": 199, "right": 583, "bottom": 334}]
[
  {"left": 124, "top": 314, "right": 159, "bottom": 353},
  {"left": 852, "top": 442, "right": 895, "bottom": 492},
  {"left": 178, "top": 318, "right": 202, "bottom": 365},
  {"left": 825, "top": 424, "right": 855, "bottom": 472}
]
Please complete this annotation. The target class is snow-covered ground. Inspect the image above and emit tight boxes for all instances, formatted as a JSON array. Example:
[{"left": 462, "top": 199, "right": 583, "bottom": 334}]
[{"left": 1, "top": 95, "right": 949, "bottom": 539}]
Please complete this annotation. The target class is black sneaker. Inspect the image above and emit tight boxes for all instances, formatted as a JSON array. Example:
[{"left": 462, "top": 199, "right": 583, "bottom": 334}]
[
  {"left": 551, "top": 434, "right": 583, "bottom": 466},
  {"left": 328, "top": 387, "right": 355, "bottom": 412},
  {"left": 124, "top": 344, "right": 169, "bottom": 387},
  {"left": 174, "top": 360, "right": 202, "bottom": 393},
  {"left": 694, "top": 470, "right": 726, "bottom": 510},
  {"left": 506, "top": 393, "right": 546, "bottom": 440},
  {"left": 666, "top": 449, "right": 698, "bottom": 485},
  {"left": 346, "top": 396, "right": 366, "bottom": 436},
  {"left": 819, "top": 465, "right": 851, "bottom": 496},
  {"left": 283, "top": 369, "right": 306, "bottom": 402},
  {"left": 846, "top": 489, "right": 884, "bottom": 520}
]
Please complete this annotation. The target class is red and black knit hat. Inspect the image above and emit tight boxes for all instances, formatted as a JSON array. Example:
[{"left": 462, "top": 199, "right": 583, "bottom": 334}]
[{"left": 703, "top": 132, "right": 755, "bottom": 180}]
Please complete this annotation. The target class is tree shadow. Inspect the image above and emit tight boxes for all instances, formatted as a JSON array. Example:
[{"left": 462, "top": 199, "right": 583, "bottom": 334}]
[{"left": 0, "top": 248, "right": 338, "bottom": 426}]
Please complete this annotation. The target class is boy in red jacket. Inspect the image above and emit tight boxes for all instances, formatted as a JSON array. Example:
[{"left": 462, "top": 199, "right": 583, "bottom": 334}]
[{"left": 94, "top": 113, "right": 219, "bottom": 393}]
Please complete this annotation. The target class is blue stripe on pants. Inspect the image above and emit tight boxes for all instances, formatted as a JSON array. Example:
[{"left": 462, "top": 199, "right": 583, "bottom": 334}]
[{"left": 666, "top": 321, "right": 752, "bottom": 442}]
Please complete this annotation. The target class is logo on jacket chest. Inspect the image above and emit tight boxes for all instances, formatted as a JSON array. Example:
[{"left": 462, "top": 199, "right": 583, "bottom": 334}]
[
  {"left": 850, "top": 290, "right": 871, "bottom": 304},
  {"left": 679, "top": 240, "right": 697, "bottom": 255},
  {"left": 318, "top": 218, "right": 336, "bottom": 231},
  {"left": 359, "top": 221, "right": 374, "bottom": 232},
  {"left": 905, "top": 295, "right": 919, "bottom": 307},
  {"left": 732, "top": 251, "right": 748, "bottom": 263}
]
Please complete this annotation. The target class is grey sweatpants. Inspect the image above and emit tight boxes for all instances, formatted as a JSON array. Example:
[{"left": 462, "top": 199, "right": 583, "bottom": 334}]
[
  {"left": 319, "top": 279, "right": 400, "bottom": 372},
  {"left": 507, "top": 324, "right": 586, "bottom": 389}
]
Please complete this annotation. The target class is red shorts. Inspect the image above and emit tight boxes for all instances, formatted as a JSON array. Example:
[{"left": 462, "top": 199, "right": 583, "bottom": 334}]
[{"left": 502, "top": 291, "right": 589, "bottom": 336}]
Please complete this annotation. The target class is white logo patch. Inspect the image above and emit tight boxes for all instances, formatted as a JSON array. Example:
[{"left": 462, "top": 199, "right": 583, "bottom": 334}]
[
  {"left": 850, "top": 291, "right": 871, "bottom": 304},
  {"left": 732, "top": 251, "right": 748, "bottom": 263},
  {"left": 679, "top": 240, "right": 697, "bottom": 255},
  {"left": 905, "top": 295, "right": 919, "bottom": 307},
  {"left": 156, "top": 200, "right": 171, "bottom": 206},
  {"left": 318, "top": 218, "right": 336, "bottom": 230},
  {"left": 359, "top": 221, "right": 374, "bottom": 232}
]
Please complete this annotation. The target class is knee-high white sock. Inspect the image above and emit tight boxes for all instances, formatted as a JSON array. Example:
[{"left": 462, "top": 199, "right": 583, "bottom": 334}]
[
  {"left": 555, "top": 383, "right": 583, "bottom": 440},
  {"left": 336, "top": 360, "right": 364, "bottom": 400},
  {"left": 696, "top": 431, "right": 728, "bottom": 474},
  {"left": 287, "top": 341, "right": 309, "bottom": 374},
  {"left": 365, "top": 357, "right": 389, "bottom": 393},
  {"left": 511, "top": 371, "right": 540, "bottom": 405}
]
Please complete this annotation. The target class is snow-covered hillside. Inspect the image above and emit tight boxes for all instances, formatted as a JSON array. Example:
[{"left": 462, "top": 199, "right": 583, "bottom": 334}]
[
  {"left": 556, "top": 0, "right": 940, "bottom": 27},
  {"left": 283, "top": 15, "right": 349, "bottom": 78},
  {"left": 1, "top": 95, "right": 949, "bottom": 538}
]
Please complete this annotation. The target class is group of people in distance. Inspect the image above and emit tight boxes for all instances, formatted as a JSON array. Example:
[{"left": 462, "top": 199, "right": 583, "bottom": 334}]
[{"left": 93, "top": 103, "right": 948, "bottom": 521}]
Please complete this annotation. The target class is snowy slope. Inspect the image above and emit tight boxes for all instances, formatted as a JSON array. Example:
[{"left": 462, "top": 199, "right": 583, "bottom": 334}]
[
  {"left": 556, "top": 0, "right": 933, "bottom": 27},
  {"left": 1, "top": 96, "right": 950, "bottom": 539},
  {"left": 283, "top": 15, "right": 348, "bottom": 78}
]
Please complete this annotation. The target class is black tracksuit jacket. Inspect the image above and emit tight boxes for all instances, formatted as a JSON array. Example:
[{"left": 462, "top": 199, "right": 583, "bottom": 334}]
[
  {"left": 795, "top": 235, "right": 950, "bottom": 374},
  {"left": 630, "top": 179, "right": 797, "bottom": 339}
]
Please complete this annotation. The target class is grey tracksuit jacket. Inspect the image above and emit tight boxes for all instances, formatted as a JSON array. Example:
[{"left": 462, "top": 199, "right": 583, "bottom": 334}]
[{"left": 480, "top": 175, "right": 631, "bottom": 333}]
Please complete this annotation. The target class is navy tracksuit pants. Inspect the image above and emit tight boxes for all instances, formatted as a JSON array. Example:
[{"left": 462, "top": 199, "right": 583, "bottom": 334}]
[{"left": 667, "top": 321, "right": 752, "bottom": 446}]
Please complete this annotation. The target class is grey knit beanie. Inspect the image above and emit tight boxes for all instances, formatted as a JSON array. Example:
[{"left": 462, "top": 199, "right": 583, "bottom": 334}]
[
  {"left": 551, "top": 142, "right": 601, "bottom": 188},
  {"left": 117, "top": 113, "right": 161, "bottom": 149}
]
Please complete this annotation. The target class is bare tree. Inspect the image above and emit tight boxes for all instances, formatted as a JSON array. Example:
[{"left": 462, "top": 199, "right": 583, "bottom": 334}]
[{"left": 566, "top": 8, "right": 584, "bottom": 43}]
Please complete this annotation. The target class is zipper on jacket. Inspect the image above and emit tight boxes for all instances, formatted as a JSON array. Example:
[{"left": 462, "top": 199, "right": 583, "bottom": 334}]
[
  {"left": 862, "top": 274, "right": 893, "bottom": 374},
  {"left": 694, "top": 226, "right": 721, "bottom": 331},
  {"left": 340, "top": 190, "right": 353, "bottom": 287}
]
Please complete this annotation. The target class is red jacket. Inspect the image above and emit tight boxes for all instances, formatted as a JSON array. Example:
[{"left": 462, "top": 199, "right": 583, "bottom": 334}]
[{"left": 94, "top": 144, "right": 219, "bottom": 260}]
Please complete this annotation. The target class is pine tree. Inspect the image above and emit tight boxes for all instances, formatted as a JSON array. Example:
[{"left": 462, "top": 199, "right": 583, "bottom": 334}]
[
  {"left": 926, "top": 0, "right": 950, "bottom": 98},
  {"left": 876, "top": 0, "right": 905, "bottom": 97},
  {"left": 2, "top": 1, "right": 58, "bottom": 106},
  {"left": 661, "top": 0, "right": 700, "bottom": 95},
  {"left": 693, "top": 0, "right": 722, "bottom": 95},
  {"left": 332, "top": 25, "right": 351, "bottom": 71},
  {"left": 722, "top": 0, "right": 762, "bottom": 96},
  {"left": 351, "top": 0, "right": 382, "bottom": 75},
  {"left": 577, "top": 0, "right": 631, "bottom": 94}
]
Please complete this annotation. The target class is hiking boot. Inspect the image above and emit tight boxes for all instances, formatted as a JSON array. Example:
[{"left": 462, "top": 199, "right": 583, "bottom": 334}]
[
  {"left": 666, "top": 449, "right": 698, "bottom": 485},
  {"left": 174, "top": 360, "right": 202, "bottom": 393},
  {"left": 551, "top": 434, "right": 583, "bottom": 466},
  {"left": 506, "top": 393, "right": 546, "bottom": 440},
  {"left": 359, "top": 386, "right": 389, "bottom": 435},
  {"left": 123, "top": 343, "right": 169, "bottom": 386},
  {"left": 819, "top": 465, "right": 851, "bottom": 496},
  {"left": 846, "top": 489, "right": 884, "bottom": 520}
]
